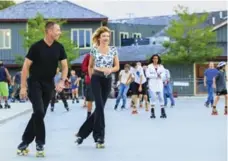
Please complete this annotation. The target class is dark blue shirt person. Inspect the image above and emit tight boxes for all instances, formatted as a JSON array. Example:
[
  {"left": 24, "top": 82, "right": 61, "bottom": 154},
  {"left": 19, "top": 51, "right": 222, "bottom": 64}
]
[{"left": 204, "top": 62, "right": 218, "bottom": 107}]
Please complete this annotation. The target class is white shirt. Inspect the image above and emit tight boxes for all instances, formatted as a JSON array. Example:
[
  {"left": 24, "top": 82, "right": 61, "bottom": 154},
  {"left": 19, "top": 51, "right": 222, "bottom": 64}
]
[
  {"left": 132, "top": 66, "right": 147, "bottom": 84},
  {"left": 119, "top": 70, "right": 131, "bottom": 84},
  {"left": 146, "top": 64, "right": 165, "bottom": 92},
  {"left": 164, "top": 69, "right": 171, "bottom": 82}
]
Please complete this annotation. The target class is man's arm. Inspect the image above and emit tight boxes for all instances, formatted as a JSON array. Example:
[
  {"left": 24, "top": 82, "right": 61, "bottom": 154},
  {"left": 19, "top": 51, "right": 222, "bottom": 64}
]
[
  {"left": 21, "top": 58, "right": 32, "bottom": 89},
  {"left": 126, "top": 73, "right": 132, "bottom": 85},
  {"left": 60, "top": 59, "right": 68, "bottom": 81},
  {"left": 4, "top": 68, "right": 11, "bottom": 83}
]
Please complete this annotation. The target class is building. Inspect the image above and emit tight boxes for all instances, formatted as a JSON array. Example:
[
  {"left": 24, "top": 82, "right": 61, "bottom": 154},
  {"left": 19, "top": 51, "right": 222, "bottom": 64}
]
[{"left": 0, "top": 0, "right": 107, "bottom": 71}]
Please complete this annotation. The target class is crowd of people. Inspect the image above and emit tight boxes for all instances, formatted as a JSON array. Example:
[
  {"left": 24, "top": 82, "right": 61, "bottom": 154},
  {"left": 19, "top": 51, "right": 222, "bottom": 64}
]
[{"left": 0, "top": 21, "right": 225, "bottom": 156}]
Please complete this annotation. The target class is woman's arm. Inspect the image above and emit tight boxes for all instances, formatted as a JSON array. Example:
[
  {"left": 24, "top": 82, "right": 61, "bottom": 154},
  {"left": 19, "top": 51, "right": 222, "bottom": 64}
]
[{"left": 111, "top": 55, "right": 120, "bottom": 73}]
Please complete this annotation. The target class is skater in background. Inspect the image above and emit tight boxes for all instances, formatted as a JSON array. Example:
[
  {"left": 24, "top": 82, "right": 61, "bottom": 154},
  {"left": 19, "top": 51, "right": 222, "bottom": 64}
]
[
  {"left": 146, "top": 54, "right": 166, "bottom": 118},
  {"left": 81, "top": 53, "right": 94, "bottom": 119},
  {"left": 0, "top": 61, "right": 11, "bottom": 109},
  {"left": 69, "top": 70, "right": 80, "bottom": 103},
  {"left": 17, "top": 21, "right": 68, "bottom": 156},
  {"left": 130, "top": 62, "right": 147, "bottom": 114},
  {"left": 114, "top": 63, "right": 132, "bottom": 110},
  {"left": 75, "top": 26, "right": 119, "bottom": 148},
  {"left": 50, "top": 67, "right": 69, "bottom": 112},
  {"left": 204, "top": 62, "right": 218, "bottom": 107},
  {"left": 163, "top": 68, "right": 175, "bottom": 107},
  {"left": 212, "top": 62, "right": 228, "bottom": 115},
  {"left": 139, "top": 65, "right": 149, "bottom": 111},
  {"left": 11, "top": 71, "right": 22, "bottom": 102}
]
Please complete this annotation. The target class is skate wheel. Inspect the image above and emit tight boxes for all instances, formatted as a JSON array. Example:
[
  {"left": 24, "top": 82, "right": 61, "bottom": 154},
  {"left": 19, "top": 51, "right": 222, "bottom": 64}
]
[
  {"left": 96, "top": 143, "right": 105, "bottom": 149},
  {"left": 17, "top": 149, "right": 29, "bottom": 156},
  {"left": 36, "top": 151, "right": 45, "bottom": 157}
]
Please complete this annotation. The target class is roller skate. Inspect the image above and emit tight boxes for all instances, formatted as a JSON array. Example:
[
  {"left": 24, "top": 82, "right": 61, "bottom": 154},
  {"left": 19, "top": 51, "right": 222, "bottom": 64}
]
[
  {"left": 17, "top": 142, "right": 29, "bottom": 156},
  {"left": 96, "top": 138, "right": 105, "bottom": 149},
  {"left": 211, "top": 106, "right": 218, "bottom": 115},
  {"left": 75, "top": 136, "right": 83, "bottom": 145},
  {"left": 150, "top": 107, "right": 156, "bottom": 119},
  {"left": 121, "top": 105, "right": 125, "bottom": 110},
  {"left": 72, "top": 99, "right": 75, "bottom": 104},
  {"left": 5, "top": 103, "right": 10, "bottom": 109},
  {"left": 204, "top": 102, "right": 209, "bottom": 108},
  {"left": 132, "top": 107, "right": 138, "bottom": 114},
  {"left": 76, "top": 98, "right": 79, "bottom": 103},
  {"left": 64, "top": 103, "right": 69, "bottom": 111},
  {"left": 36, "top": 144, "right": 45, "bottom": 157},
  {"left": 224, "top": 106, "right": 227, "bottom": 115},
  {"left": 145, "top": 102, "right": 149, "bottom": 111},
  {"left": 114, "top": 105, "right": 117, "bottom": 110},
  {"left": 130, "top": 100, "right": 134, "bottom": 108},
  {"left": 50, "top": 106, "right": 54, "bottom": 112},
  {"left": 160, "top": 108, "right": 167, "bottom": 118}
]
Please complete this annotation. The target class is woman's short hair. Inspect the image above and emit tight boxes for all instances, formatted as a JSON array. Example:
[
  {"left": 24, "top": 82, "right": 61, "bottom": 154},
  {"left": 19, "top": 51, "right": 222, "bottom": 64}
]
[
  {"left": 92, "top": 26, "right": 111, "bottom": 46},
  {"left": 149, "top": 54, "right": 162, "bottom": 64}
]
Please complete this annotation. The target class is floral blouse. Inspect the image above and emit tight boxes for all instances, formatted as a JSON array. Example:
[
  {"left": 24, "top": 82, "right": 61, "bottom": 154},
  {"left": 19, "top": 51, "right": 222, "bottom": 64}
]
[{"left": 90, "top": 46, "right": 118, "bottom": 68}]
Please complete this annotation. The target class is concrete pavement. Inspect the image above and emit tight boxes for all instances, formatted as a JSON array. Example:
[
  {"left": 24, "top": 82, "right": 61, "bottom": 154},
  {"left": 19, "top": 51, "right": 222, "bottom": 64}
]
[
  {"left": 0, "top": 102, "right": 32, "bottom": 124},
  {"left": 0, "top": 98, "right": 226, "bottom": 161}
]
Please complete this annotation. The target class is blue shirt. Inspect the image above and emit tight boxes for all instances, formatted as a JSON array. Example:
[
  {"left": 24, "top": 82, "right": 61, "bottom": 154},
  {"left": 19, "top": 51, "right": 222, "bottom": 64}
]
[
  {"left": 0, "top": 66, "right": 7, "bottom": 82},
  {"left": 15, "top": 72, "right": 21, "bottom": 84},
  {"left": 204, "top": 68, "right": 218, "bottom": 82},
  {"left": 54, "top": 72, "right": 61, "bottom": 85}
]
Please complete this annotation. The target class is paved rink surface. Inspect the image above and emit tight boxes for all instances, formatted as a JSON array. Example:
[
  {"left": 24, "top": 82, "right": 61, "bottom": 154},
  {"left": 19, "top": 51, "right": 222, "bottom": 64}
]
[{"left": 0, "top": 98, "right": 227, "bottom": 161}]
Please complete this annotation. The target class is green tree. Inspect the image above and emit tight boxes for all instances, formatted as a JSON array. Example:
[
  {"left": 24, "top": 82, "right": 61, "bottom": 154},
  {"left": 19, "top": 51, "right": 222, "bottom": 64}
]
[
  {"left": 20, "top": 13, "right": 79, "bottom": 67},
  {"left": 161, "top": 6, "right": 222, "bottom": 64},
  {"left": 14, "top": 55, "right": 24, "bottom": 67},
  {"left": 0, "top": 1, "right": 15, "bottom": 10}
]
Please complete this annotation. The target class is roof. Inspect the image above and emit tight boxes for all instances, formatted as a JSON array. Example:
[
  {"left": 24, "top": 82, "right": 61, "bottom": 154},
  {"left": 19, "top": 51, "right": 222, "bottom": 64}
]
[
  {"left": 212, "top": 20, "right": 227, "bottom": 31},
  {"left": 110, "top": 15, "right": 178, "bottom": 26},
  {"left": 71, "top": 45, "right": 166, "bottom": 65},
  {"left": 0, "top": 0, "right": 107, "bottom": 22},
  {"left": 110, "top": 10, "right": 227, "bottom": 27}
]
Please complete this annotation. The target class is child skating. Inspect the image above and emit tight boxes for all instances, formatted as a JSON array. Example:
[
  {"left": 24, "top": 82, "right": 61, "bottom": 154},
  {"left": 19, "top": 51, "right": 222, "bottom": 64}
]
[{"left": 212, "top": 62, "right": 228, "bottom": 115}]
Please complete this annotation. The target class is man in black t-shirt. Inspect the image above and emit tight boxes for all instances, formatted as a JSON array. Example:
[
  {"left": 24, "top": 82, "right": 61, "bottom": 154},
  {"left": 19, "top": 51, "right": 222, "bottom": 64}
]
[{"left": 17, "top": 21, "right": 68, "bottom": 157}]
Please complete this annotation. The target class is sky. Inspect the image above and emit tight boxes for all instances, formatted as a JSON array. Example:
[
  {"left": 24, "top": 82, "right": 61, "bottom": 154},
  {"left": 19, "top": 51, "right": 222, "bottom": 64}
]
[{"left": 14, "top": 0, "right": 227, "bottom": 19}]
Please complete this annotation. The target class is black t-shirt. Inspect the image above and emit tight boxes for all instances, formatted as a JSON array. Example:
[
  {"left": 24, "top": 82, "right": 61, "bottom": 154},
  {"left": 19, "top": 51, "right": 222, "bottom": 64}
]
[{"left": 26, "top": 39, "right": 67, "bottom": 81}]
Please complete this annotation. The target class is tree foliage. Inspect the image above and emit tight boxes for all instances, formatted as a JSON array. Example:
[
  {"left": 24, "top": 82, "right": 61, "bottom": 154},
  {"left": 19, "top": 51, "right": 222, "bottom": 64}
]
[
  {"left": 161, "top": 5, "right": 222, "bottom": 64},
  {"left": 0, "top": 1, "right": 15, "bottom": 10},
  {"left": 20, "top": 13, "right": 79, "bottom": 67}
]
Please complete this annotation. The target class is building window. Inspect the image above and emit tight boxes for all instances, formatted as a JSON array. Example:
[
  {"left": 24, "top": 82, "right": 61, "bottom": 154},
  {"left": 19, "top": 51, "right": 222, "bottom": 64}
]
[
  {"left": 0, "top": 29, "right": 11, "bottom": 49},
  {"left": 110, "top": 30, "right": 115, "bottom": 46},
  {"left": 132, "top": 33, "right": 142, "bottom": 39},
  {"left": 71, "top": 29, "right": 92, "bottom": 48},
  {"left": 119, "top": 32, "right": 129, "bottom": 46}
]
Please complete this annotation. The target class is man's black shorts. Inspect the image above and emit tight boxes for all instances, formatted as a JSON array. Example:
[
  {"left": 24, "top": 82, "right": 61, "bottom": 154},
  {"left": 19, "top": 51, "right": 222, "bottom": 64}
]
[
  {"left": 216, "top": 89, "right": 228, "bottom": 96},
  {"left": 85, "top": 83, "right": 94, "bottom": 102}
]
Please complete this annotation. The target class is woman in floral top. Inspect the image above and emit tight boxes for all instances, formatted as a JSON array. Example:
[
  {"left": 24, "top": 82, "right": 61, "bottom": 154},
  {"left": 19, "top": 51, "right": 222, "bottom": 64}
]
[{"left": 75, "top": 26, "right": 119, "bottom": 148}]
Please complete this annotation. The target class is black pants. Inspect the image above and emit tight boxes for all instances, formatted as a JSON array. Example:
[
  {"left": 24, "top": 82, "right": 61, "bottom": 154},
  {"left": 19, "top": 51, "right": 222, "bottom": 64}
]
[
  {"left": 77, "top": 74, "right": 111, "bottom": 141},
  {"left": 22, "top": 79, "right": 54, "bottom": 145},
  {"left": 50, "top": 89, "right": 67, "bottom": 107}
]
